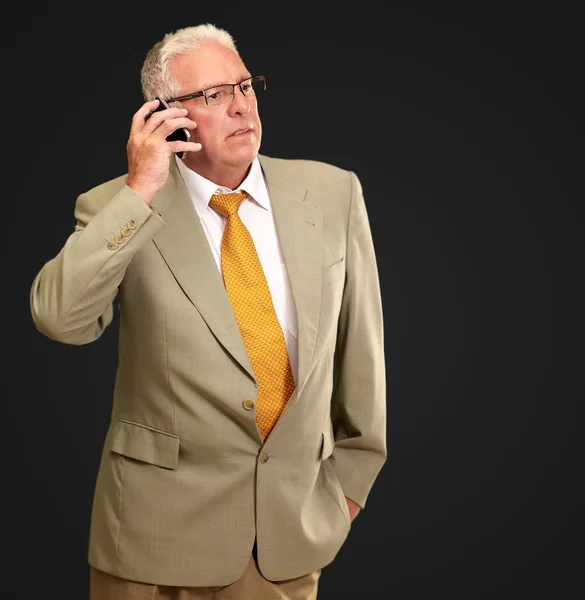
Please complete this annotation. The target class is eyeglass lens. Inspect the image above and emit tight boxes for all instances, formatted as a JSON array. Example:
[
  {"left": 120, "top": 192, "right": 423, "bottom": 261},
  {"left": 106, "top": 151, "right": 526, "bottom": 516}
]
[{"left": 205, "top": 78, "right": 265, "bottom": 105}]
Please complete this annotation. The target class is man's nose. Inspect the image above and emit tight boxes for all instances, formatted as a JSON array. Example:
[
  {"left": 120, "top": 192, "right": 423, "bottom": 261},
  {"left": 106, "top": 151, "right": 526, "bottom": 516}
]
[{"left": 229, "top": 86, "right": 251, "bottom": 115}]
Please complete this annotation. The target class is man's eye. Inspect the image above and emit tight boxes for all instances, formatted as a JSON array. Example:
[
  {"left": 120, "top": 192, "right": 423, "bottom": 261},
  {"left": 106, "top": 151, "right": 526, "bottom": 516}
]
[{"left": 208, "top": 89, "right": 229, "bottom": 102}]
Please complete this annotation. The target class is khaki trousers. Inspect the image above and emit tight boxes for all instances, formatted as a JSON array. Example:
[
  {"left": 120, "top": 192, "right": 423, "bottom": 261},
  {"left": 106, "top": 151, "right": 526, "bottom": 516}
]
[{"left": 89, "top": 548, "right": 321, "bottom": 600}]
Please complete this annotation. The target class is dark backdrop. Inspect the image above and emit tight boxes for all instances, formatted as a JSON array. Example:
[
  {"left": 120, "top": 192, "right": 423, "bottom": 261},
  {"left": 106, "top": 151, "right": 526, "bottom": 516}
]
[{"left": 9, "top": 4, "right": 581, "bottom": 599}]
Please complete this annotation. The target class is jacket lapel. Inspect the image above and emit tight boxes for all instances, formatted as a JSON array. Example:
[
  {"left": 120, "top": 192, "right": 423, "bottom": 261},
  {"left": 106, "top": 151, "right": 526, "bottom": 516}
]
[
  {"left": 258, "top": 155, "right": 323, "bottom": 401},
  {"left": 150, "top": 159, "right": 254, "bottom": 380}
]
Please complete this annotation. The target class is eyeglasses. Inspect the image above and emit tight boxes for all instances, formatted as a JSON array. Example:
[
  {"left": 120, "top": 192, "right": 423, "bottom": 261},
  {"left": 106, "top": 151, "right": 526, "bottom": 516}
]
[{"left": 167, "top": 75, "right": 266, "bottom": 106}]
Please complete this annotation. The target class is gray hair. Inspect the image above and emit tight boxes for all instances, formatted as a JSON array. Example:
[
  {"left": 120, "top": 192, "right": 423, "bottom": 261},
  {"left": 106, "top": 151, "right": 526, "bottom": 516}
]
[{"left": 140, "top": 23, "right": 239, "bottom": 104}]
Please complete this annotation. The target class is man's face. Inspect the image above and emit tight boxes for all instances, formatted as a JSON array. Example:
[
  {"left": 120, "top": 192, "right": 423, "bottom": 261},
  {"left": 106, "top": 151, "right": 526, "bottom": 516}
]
[{"left": 171, "top": 43, "right": 262, "bottom": 177}]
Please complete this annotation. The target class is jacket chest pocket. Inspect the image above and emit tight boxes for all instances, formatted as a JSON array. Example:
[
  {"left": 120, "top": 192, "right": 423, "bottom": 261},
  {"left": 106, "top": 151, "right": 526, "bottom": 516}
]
[{"left": 322, "top": 258, "right": 345, "bottom": 288}]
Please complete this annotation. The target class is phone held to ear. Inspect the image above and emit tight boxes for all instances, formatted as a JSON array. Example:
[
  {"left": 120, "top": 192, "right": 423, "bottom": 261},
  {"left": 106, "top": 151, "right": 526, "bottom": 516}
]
[{"left": 149, "top": 97, "right": 191, "bottom": 157}]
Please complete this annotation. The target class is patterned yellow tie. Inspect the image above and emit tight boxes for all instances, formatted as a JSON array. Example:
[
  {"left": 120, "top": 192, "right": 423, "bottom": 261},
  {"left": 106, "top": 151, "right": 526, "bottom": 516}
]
[{"left": 209, "top": 192, "right": 295, "bottom": 441}]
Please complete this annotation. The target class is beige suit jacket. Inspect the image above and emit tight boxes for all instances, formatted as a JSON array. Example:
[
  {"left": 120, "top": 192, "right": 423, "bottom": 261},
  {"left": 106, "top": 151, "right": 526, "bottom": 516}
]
[{"left": 30, "top": 154, "right": 386, "bottom": 586}]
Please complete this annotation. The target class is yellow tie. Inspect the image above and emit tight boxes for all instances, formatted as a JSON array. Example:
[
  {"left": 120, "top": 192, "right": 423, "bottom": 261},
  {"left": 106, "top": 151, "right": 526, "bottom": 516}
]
[{"left": 209, "top": 192, "right": 295, "bottom": 441}]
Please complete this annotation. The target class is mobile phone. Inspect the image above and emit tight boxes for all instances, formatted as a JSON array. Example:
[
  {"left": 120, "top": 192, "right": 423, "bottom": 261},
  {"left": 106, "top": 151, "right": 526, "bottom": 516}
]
[{"left": 150, "top": 96, "right": 192, "bottom": 145}]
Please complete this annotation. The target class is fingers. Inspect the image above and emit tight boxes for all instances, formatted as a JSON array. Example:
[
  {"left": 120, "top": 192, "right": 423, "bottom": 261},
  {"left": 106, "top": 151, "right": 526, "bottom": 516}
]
[
  {"left": 157, "top": 116, "right": 198, "bottom": 140},
  {"left": 131, "top": 100, "right": 194, "bottom": 137},
  {"left": 130, "top": 99, "right": 160, "bottom": 136},
  {"left": 130, "top": 100, "right": 199, "bottom": 144},
  {"left": 167, "top": 140, "right": 203, "bottom": 155},
  {"left": 128, "top": 100, "right": 201, "bottom": 163},
  {"left": 144, "top": 110, "right": 198, "bottom": 146}
]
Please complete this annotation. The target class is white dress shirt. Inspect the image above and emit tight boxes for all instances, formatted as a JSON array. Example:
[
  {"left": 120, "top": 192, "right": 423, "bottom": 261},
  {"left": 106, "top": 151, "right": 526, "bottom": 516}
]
[{"left": 175, "top": 156, "right": 298, "bottom": 383}]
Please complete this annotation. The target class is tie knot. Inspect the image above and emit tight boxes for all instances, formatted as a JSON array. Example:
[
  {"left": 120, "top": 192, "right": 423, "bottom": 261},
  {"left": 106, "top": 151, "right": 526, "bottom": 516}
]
[{"left": 209, "top": 192, "right": 248, "bottom": 217}]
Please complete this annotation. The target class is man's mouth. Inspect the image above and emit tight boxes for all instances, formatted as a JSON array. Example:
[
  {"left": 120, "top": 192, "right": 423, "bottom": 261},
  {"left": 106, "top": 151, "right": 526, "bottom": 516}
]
[{"left": 229, "top": 128, "right": 252, "bottom": 137}]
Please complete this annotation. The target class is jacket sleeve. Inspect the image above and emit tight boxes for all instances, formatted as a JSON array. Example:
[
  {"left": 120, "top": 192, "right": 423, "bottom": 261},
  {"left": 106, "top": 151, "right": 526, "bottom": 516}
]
[
  {"left": 30, "top": 185, "right": 165, "bottom": 345},
  {"left": 330, "top": 170, "right": 387, "bottom": 509}
]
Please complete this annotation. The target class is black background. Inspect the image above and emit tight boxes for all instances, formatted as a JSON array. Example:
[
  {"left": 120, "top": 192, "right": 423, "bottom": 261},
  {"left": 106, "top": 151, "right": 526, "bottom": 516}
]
[{"left": 9, "top": 3, "right": 581, "bottom": 599}]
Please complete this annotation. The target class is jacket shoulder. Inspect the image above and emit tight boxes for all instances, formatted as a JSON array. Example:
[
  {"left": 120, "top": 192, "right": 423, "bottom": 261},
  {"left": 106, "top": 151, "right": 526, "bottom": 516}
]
[{"left": 259, "top": 155, "right": 351, "bottom": 185}]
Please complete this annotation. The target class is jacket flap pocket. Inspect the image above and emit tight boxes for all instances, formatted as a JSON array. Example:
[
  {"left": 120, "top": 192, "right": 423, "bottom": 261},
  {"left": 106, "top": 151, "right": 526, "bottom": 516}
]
[
  {"left": 321, "top": 420, "right": 335, "bottom": 460},
  {"left": 110, "top": 419, "right": 180, "bottom": 470}
]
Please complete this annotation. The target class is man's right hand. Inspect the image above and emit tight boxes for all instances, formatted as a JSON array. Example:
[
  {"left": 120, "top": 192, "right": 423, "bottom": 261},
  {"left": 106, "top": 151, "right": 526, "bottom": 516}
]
[{"left": 126, "top": 99, "right": 202, "bottom": 206}]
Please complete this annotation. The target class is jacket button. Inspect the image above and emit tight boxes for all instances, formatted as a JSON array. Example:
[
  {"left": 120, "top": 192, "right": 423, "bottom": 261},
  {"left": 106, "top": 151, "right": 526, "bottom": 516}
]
[
  {"left": 260, "top": 452, "right": 269, "bottom": 463},
  {"left": 114, "top": 233, "right": 124, "bottom": 244},
  {"left": 127, "top": 220, "right": 137, "bottom": 230},
  {"left": 121, "top": 227, "right": 130, "bottom": 237},
  {"left": 242, "top": 399, "right": 255, "bottom": 410},
  {"left": 107, "top": 241, "right": 118, "bottom": 250}
]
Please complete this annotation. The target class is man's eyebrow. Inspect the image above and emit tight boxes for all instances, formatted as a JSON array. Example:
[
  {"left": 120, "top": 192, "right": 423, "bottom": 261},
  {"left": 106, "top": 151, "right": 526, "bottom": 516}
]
[{"left": 201, "top": 74, "right": 252, "bottom": 89}]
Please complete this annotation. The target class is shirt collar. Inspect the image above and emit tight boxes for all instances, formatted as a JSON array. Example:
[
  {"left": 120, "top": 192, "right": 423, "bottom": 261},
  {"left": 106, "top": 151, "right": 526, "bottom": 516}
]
[{"left": 175, "top": 156, "right": 269, "bottom": 217}]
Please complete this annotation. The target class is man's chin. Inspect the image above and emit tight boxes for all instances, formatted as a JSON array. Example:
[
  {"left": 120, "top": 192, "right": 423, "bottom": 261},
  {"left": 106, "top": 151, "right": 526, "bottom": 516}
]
[
  {"left": 184, "top": 143, "right": 259, "bottom": 170},
  {"left": 227, "top": 144, "right": 259, "bottom": 166}
]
